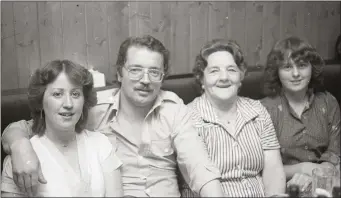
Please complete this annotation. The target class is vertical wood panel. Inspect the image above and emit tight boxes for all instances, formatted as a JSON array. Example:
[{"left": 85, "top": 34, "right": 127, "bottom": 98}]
[
  {"left": 261, "top": 2, "right": 281, "bottom": 66},
  {"left": 208, "top": 2, "right": 229, "bottom": 40},
  {"left": 316, "top": 2, "right": 329, "bottom": 58},
  {"left": 2, "top": 1, "right": 341, "bottom": 91},
  {"left": 149, "top": 2, "right": 172, "bottom": 74},
  {"left": 1, "top": 2, "right": 18, "bottom": 90},
  {"left": 189, "top": 2, "right": 209, "bottom": 71},
  {"left": 13, "top": 2, "right": 40, "bottom": 88},
  {"left": 326, "top": 2, "right": 340, "bottom": 59},
  {"left": 85, "top": 2, "right": 109, "bottom": 74},
  {"left": 303, "top": 2, "right": 318, "bottom": 48},
  {"left": 245, "top": 1, "right": 264, "bottom": 67},
  {"left": 170, "top": 2, "right": 191, "bottom": 74},
  {"left": 107, "top": 1, "right": 129, "bottom": 84},
  {"left": 62, "top": 2, "right": 87, "bottom": 67},
  {"left": 37, "top": 2, "right": 63, "bottom": 65},
  {"left": 136, "top": 2, "right": 151, "bottom": 36},
  {"left": 229, "top": 2, "right": 246, "bottom": 55},
  {"left": 128, "top": 1, "right": 138, "bottom": 36},
  {"left": 149, "top": 2, "right": 172, "bottom": 48},
  {"left": 280, "top": 2, "right": 305, "bottom": 39}
]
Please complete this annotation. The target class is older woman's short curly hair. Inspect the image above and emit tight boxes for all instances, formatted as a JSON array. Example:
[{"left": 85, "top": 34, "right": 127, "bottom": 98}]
[
  {"left": 115, "top": 35, "right": 170, "bottom": 83},
  {"left": 28, "top": 59, "right": 97, "bottom": 136},
  {"left": 263, "top": 37, "right": 325, "bottom": 97},
  {"left": 193, "top": 39, "right": 247, "bottom": 91}
]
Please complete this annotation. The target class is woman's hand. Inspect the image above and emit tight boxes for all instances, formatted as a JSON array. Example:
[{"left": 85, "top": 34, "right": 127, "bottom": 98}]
[
  {"left": 287, "top": 173, "right": 312, "bottom": 193},
  {"left": 11, "top": 138, "right": 47, "bottom": 197}
]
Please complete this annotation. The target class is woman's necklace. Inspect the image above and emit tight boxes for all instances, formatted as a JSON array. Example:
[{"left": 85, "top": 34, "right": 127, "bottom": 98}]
[{"left": 60, "top": 135, "right": 77, "bottom": 148}]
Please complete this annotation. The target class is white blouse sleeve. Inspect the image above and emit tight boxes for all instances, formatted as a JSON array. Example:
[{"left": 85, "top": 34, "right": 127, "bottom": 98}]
[{"left": 93, "top": 132, "right": 123, "bottom": 173}]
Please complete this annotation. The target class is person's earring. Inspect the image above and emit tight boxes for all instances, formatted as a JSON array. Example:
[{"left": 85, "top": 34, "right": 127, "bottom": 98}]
[
  {"left": 81, "top": 112, "right": 84, "bottom": 120},
  {"left": 201, "top": 85, "right": 205, "bottom": 90},
  {"left": 40, "top": 110, "right": 43, "bottom": 119}
]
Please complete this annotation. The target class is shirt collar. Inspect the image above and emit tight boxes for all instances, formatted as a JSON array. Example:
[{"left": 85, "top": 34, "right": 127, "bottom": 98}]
[
  {"left": 195, "top": 94, "right": 259, "bottom": 124},
  {"left": 280, "top": 88, "right": 315, "bottom": 109},
  {"left": 107, "top": 89, "right": 181, "bottom": 119}
]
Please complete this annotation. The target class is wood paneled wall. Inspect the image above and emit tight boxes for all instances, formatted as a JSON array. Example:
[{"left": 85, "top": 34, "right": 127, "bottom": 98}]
[{"left": 1, "top": 1, "right": 340, "bottom": 91}]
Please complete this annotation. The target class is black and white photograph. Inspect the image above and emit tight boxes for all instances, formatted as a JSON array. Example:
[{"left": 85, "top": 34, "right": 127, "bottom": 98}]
[{"left": 1, "top": 1, "right": 340, "bottom": 197}]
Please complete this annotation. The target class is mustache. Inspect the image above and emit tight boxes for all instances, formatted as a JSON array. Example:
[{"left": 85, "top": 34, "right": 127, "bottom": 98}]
[{"left": 135, "top": 84, "right": 152, "bottom": 91}]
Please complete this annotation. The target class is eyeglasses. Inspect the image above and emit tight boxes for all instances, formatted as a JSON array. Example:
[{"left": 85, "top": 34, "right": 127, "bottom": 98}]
[{"left": 123, "top": 66, "right": 164, "bottom": 82}]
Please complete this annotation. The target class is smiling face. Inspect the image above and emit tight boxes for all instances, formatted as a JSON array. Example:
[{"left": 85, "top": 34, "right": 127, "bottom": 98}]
[
  {"left": 43, "top": 72, "right": 84, "bottom": 133},
  {"left": 118, "top": 46, "right": 164, "bottom": 107},
  {"left": 278, "top": 58, "right": 312, "bottom": 95},
  {"left": 202, "top": 51, "right": 244, "bottom": 104}
]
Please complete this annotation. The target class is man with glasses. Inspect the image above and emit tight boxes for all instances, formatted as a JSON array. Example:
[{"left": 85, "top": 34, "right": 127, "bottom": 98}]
[{"left": 2, "top": 35, "right": 224, "bottom": 197}]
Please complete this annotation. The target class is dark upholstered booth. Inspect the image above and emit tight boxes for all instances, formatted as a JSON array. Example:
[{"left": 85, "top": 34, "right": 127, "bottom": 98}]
[{"left": 1, "top": 62, "right": 340, "bottom": 169}]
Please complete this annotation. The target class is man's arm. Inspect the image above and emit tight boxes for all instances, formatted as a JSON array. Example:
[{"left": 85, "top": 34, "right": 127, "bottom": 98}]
[
  {"left": 171, "top": 105, "right": 223, "bottom": 197},
  {"left": 1, "top": 120, "right": 46, "bottom": 196},
  {"left": 2, "top": 120, "right": 33, "bottom": 154}
]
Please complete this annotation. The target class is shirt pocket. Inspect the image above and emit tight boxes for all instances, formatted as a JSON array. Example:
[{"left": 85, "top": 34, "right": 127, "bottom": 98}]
[{"left": 151, "top": 137, "right": 174, "bottom": 157}]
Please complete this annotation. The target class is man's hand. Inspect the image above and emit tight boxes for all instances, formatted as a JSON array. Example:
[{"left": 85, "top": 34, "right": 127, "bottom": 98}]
[
  {"left": 11, "top": 139, "right": 47, "bottom": 197},
  {"left": 300, "top": 162, "right": 321, "bottom": 176},
  {"left": 287, "top": 173, "right": 312, "bottom": 193}
]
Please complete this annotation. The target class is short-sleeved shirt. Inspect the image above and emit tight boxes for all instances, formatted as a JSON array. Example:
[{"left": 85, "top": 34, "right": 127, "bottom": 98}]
[
  {"left": 1, "top": 130, "right": 122, "bottom": 197},
  {"left": 181, "top": 95, "right": 280, "bottom": 197},
  {"left": 88, "top": 89, "right": 220, "bottom": 197},
  {"left": 261, "top": 91, "right": 340, "bottom": 166}
]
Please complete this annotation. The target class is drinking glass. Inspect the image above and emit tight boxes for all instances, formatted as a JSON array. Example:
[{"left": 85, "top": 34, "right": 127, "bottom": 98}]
[{"left": 312, "top": 167, "right": 337, "bottom": 197}]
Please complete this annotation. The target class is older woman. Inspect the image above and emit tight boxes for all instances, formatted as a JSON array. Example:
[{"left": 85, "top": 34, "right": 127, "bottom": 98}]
[
  {"left": 1, "top": 60, "right": 123, "bottom": 197},
  {"left": 261, "top": 37, "right": 340, "bottom": 193},
  {"left": 180, "top": 39, "right": 286, "bottom": 197}
]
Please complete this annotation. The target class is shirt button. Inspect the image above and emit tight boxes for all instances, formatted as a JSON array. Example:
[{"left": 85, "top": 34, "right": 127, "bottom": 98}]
[
  {"left": 164, "top": 148, "right": 169, "bottom": 153},
  {"left": 234, "top": 143, "right": 238, "bottom": 147},
  {"left": 304, "top": 145, "right": 309, "bottom": 150},
  {"left": 303, "top": 130, "right": 306, "bottom": 134}
]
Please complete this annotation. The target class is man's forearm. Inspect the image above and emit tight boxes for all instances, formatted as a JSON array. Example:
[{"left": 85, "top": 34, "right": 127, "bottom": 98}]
[
  {"left": 283, "top": 164, "right": 303, "bottom": 180},
  {"left": 199, "top": 179, "right": 224, "bottom": 197},
  {"left": 2, "top": 122, "right": 31, "bottom": 154}
]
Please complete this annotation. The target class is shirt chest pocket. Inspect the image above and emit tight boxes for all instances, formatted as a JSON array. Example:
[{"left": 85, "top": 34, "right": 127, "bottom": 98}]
[{"left": 151, "top": 138, "right": 174, "bottom": 157}]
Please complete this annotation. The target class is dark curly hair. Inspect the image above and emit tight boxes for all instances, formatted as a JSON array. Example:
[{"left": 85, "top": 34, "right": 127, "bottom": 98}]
[
  {"left": 28, "top": 59, "right": 97, "bottom": 136},
  {"left": 193, "top": 39, "right": 247, "bottom": 92},
  {"left": 115, "top": 35, "right": 170, "bottom": 83},
  {"left": 263, "top": 36, "right": 325, "bottom": 97}
]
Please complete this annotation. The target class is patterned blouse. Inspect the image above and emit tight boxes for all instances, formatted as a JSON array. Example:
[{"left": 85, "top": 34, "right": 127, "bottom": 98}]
[
  {"left": 261, "top": 91, "right": 340, "bottom": 166},
  {"left": 180, "top": 95, "right": 280, "bottom": 197}
]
